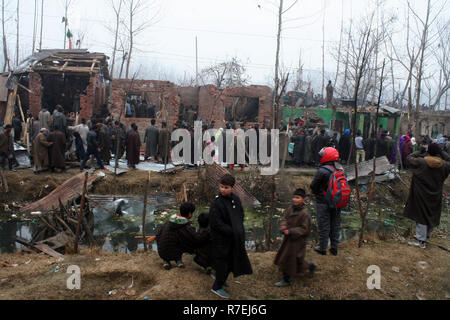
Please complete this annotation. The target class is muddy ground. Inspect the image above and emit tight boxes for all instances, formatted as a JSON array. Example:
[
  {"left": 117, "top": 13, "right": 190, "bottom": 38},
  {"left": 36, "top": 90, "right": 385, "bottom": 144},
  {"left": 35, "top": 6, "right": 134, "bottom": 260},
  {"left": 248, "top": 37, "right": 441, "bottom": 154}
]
[{"left": 0, "top": 238, "right": 449, "bottom": 300}]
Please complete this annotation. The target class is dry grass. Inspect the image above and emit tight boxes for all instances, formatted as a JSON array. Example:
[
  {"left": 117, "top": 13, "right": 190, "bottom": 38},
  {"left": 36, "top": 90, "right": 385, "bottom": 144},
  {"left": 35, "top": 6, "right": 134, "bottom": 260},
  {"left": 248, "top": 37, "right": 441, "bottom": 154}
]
[{"left": 1, "top": 239, "right": 448, "bottom": 300}]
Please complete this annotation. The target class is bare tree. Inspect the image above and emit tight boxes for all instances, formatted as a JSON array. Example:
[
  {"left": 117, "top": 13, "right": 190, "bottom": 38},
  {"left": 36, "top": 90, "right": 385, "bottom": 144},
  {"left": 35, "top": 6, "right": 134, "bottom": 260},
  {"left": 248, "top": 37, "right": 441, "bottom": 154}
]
[
  {"left": 411, "top": 0, "right": 432, "bottom": 138},
  {"left": 429, "top": 21, "right": 450, "bottom": 110},
  {"left": 39, "top": 0, "right": 44, "bottom": 51},
  {"left": 177, "top": 71, "right": 197, "bottom": 87},
  {"left": 2, "top": 0, "right": 11, "bottom": 72},
  {"left": 32, "top": 0, "right": 38, "bottom": 52},
  {"left": 293, "top": 50, "right": 305, "bottom": 91},
  {"left": 388, "top": 0, "right": 447, "bottom": 133},
  {"left": 15, "top": 0, "right": 19, "bottom": 66},
  {"left": 123, "top": 0, "right": 160, "bottom": 79},
  {"left": 333, "top": 10, "right": 389, "bottom": 108},
  {"left": 107, "top": 0, "right": 124, "bottom": 78},
  {"left": 334, "top": 0, "right": 344, "bottom": 87},
  {"left": 359, "top": 59, "right": 386, "bottom": 247},
  {"left": 346, "top": 12, "right": 380, "bottom": 246},
  {"left": 321, "top": 0, "right": 326, "bottom": 98},
  {"left": 200, "top": 57, "right": 250, "bottom": 89}
]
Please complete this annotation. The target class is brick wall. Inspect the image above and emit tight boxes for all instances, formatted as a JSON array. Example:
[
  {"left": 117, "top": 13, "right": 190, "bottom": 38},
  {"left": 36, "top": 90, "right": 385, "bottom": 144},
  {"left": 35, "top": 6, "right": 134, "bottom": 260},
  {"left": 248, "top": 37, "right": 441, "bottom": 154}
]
[
  {"left": 177, "top": 87, "right": 200, "bottom": 107},
  {"left": 110, "top": 79, "right": 180, "bottom": 135},
  {"left": 195, "top": 85, "right": 272, "bottom": 128},
  {"left": 28, "top": 72, "right": 42, "bottom": 117}
]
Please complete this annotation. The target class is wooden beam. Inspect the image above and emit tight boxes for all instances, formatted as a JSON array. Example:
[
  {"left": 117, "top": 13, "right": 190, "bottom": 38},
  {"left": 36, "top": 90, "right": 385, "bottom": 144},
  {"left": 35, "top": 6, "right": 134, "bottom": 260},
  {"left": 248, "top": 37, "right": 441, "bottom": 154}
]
[
  {"left": 3, "top": 86, "right": 18, "bottom": 126},
  {"left": 59, "top": 61, "right": 69, "bottom": 71}
]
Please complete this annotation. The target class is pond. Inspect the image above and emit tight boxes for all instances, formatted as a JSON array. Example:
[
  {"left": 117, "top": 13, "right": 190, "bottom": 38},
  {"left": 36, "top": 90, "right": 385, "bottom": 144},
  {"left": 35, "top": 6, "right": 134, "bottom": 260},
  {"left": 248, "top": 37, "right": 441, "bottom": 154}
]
[{"left": 0, "top": 196, "right": 413, "bottom": 255}]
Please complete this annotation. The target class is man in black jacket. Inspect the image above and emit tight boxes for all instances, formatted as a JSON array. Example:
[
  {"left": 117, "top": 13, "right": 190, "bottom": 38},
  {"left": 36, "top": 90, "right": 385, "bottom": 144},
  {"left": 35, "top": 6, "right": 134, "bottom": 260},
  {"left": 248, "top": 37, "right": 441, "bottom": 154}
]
[
  {"left": 80, "top": 124, "right": 106, "bottom": 171},
  {"left": 310, "top": 147, "right": 342, "bottom": 256},
  {"left": 156, "top": 202, "right": 209, "bottom": 269},
  {"left": 209, "top": 174, "right": 253, "bottom": 299}
]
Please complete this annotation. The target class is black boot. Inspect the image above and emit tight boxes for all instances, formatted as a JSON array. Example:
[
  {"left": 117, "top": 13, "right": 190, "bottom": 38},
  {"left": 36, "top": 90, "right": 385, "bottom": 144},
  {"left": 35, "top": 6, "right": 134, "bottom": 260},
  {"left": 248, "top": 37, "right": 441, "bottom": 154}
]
[
  {"left": 330, "top": 248, "right": 338, "bottom": 256},
  {"left": 313, "top": 246, "right": 326, "bottom": 256}
]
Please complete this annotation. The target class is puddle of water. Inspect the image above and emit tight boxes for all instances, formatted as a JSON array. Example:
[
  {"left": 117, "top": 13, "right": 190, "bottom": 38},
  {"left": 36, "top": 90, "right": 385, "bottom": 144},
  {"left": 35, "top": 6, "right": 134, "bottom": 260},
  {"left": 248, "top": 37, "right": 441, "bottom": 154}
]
[{"left": 0, "top": 199, "right": 405, "bottom": 255}]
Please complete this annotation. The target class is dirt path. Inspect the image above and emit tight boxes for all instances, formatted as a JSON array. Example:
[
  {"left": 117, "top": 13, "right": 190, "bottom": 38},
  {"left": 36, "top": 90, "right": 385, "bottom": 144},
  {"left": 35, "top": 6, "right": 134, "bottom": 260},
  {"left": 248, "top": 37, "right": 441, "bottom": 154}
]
[{"left": 1, "top": 239, "right": 448, "bottom": 300}]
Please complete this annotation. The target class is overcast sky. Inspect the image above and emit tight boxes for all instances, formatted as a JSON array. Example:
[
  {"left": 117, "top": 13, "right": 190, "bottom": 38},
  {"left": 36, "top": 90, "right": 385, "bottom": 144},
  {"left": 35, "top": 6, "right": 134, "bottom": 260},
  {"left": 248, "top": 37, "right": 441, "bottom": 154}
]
[{"left": 3, "top": 0, "right": 448, "bottom": 90}]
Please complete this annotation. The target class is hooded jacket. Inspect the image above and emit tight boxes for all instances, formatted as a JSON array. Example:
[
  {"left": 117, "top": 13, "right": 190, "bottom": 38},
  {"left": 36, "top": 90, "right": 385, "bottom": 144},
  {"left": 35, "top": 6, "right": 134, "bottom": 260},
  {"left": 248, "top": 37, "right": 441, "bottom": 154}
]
[
  {"left": 156, "top": 214, "right": 209, "bottom": 262},
  {"left": 404, "top": 151, "right": 450, "bottom": 228},
  {"left": 310, "top": 161, "right": 339, "bottom": 205}
]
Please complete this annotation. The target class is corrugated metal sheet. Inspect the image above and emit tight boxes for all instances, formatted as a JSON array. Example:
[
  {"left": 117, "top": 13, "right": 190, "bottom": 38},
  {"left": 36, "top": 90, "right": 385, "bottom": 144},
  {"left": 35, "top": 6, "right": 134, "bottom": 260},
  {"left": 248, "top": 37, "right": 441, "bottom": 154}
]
[
  {"left": 343, "top": 157, "right": 395, "bottom": 182},
  {"left": 20, "top": 171, "right": 106, "bottom": 214},
  {"left": 205, "top": 163, "right": 260, "bottom": 207}
]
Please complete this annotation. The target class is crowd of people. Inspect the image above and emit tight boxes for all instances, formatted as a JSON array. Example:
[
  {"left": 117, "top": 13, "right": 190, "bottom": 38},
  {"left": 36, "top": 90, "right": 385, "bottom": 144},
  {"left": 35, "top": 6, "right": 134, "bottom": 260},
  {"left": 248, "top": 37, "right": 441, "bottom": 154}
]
[
  {"left": 0, "top": 104, "right": 175, "bottom": 174},
  {"left": 286, "top": 118, "right": 450, "bottom": 169}
]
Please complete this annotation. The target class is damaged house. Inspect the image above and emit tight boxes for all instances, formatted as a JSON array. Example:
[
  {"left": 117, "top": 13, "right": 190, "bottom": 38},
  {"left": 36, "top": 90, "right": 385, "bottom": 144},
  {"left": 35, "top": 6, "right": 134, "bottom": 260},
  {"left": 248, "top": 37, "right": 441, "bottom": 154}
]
[
  {"left": 109, "top": 80, "right": 272, "bottom": 137},
  {"left": 1, "top": 49, "right": 110, "bottom": 124}
]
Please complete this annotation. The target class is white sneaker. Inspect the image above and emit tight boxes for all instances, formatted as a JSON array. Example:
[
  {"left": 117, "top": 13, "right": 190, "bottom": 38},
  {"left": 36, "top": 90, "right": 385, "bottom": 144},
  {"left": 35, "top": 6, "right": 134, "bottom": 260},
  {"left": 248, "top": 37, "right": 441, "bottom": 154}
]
[{"left": 408, "top": 240, "right": 426, "bottom": 249}]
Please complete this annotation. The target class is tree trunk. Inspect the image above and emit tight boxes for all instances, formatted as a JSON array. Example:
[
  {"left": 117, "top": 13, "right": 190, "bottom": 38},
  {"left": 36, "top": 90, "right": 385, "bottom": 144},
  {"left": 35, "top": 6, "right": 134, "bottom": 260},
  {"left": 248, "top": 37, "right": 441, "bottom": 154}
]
[
  {"left": 414, "top": 0, "right": 431, "bottom": 139},
  {"left": 16, "top": 0, "right": 19, "bottom": 66},
  {"left": 342, "top": 20, "right": 352, "bottom": 97},
  {"left": 334, "top": 0, "right": 344, "bottom": 87},
  {"left": 359, "top": 60, "right": 385, "bottom": 247},
  {"left": 2, "top": 0, "right": 10, "bottom": 72},
  {"left": 125, "top": 0, "right": 133, "bottom": 79},
  {"left": 110, "top": 0, "right": 123, "bottom": 78},
  {"left": 39, "top": 0, "right": 44, "bottom": 51},
  {"left": 321, "top": 0, "right": 325, "bottom": 99}
]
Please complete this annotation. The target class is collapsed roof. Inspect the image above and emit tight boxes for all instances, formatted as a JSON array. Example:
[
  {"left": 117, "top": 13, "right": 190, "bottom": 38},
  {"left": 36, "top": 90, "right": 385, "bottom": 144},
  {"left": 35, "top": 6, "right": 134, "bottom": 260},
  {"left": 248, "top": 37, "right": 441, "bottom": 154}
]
[{"left": 13, "top": 49, "right": 111, "bottom": 80}]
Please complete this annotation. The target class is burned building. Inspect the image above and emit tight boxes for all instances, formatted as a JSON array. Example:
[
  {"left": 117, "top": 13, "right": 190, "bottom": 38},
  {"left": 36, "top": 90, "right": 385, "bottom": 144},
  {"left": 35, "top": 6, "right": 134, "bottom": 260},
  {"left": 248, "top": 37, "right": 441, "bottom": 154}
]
[
  {"left": 177, "top": 84, "right": 272, "bottom": 128},
  {"left": 109, "top": 80, "right": 273, "bottom": 134},
  {"left": 109, "top": 79, "right": 180, "bottom": 134},
  {"left": 6, "top": 49, "right": 110, "bottom": 122}
]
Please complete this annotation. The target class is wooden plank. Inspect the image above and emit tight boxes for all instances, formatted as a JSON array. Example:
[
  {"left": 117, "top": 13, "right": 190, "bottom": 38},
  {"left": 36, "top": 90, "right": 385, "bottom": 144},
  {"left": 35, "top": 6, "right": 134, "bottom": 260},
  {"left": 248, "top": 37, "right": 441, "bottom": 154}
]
[
  {"left": 3, "top": 86, "right": 18, "bottom": 126},
  {"left": 34, "top": 244, "right": 63, "bottom": 258},
  {"left": 59, "top": 61, "right": 69, "bottom": 71}
]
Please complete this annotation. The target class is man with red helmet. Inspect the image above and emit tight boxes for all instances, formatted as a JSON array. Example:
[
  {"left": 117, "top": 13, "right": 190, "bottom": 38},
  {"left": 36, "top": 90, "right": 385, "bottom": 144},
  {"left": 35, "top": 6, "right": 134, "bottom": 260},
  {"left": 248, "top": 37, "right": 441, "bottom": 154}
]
[{"left": 310, "top": 147, "right": 342, "bottom": 256}]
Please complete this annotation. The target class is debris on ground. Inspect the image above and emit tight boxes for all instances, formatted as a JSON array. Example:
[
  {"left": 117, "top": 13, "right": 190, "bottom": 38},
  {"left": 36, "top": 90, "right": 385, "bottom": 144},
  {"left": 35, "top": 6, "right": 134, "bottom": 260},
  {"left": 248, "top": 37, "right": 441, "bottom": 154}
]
[
  {"left": 202, "top": 163, "right": 260, "bottom": 206},
  {"left": 19, "top": 171, "right": 105, "bottom": 214}
]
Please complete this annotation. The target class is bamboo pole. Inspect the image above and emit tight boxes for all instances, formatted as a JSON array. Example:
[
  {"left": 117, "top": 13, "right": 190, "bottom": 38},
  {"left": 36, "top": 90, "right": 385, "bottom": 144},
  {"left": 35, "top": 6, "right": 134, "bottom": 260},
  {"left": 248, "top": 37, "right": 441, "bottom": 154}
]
[
  {"left": 74, "top": 172, "right": 88, "bottom": 253},
  {"left": 142, "top": 170, "right": 150, "bottom": 252}
]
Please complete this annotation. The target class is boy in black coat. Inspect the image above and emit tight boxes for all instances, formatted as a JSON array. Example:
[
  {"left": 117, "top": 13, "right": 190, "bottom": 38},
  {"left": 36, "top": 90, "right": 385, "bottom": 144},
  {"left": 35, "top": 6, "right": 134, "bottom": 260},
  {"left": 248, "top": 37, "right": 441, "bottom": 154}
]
[
  {"left": 209, "top": 174, "right": 253, "bottom": 299},
  {"left": 156, "top": 203, "right": 209, "bottom": 270}
]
